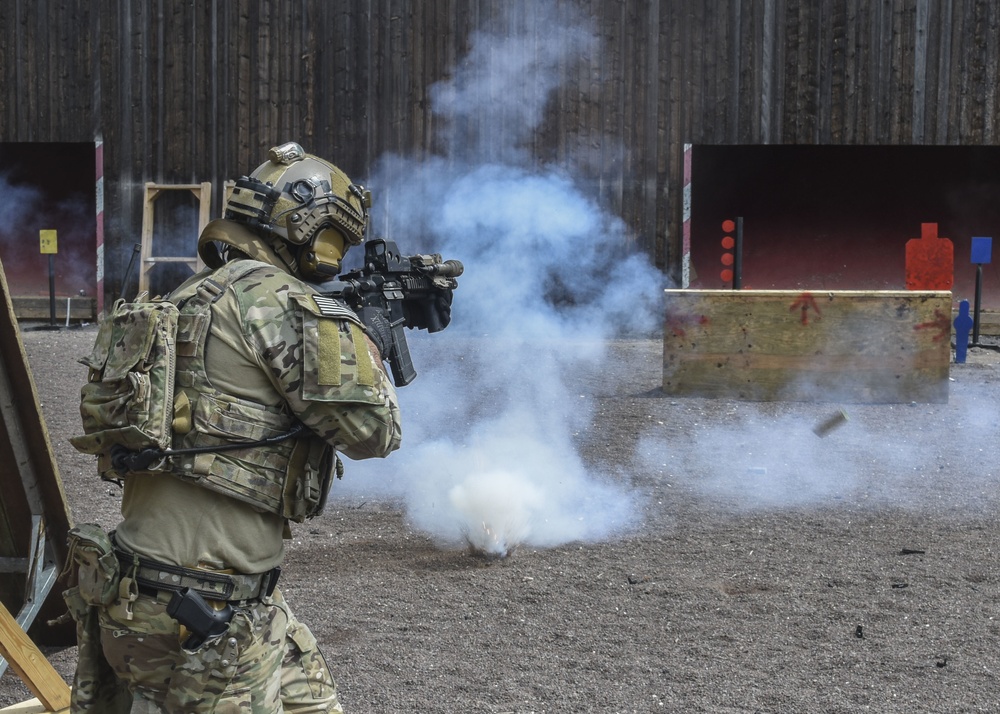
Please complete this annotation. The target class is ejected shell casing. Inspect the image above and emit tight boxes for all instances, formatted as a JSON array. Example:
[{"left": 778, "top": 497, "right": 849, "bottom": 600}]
[{"left": 813, "top": 409, "right": 849, "bottom": 437}]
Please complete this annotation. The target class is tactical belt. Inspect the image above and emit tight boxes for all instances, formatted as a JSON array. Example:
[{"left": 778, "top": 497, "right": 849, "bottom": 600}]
[{"left": 111, "top": 535, "right": 280, "bottom": 603}]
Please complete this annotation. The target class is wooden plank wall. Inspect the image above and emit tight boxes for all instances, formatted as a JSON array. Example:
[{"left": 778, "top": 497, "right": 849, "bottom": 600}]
[{"left": 1, "top": 0, "right": 998, "bottom": 301}]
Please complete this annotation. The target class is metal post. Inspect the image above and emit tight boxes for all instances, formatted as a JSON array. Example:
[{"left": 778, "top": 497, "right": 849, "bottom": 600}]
[
  {"left": 733, "top": 217, "right": 744, "bottom": 289},
  {"left": 119, "top": 243, "right": 142, "bottom": 301},
  {"left": 972, "top": 263, "right": 983, "bottom": 346},
  {"left": 47, "top": 255, "right": 56, "bottom": 327}
]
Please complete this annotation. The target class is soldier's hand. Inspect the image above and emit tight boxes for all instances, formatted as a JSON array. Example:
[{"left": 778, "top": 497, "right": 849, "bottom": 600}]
[
  {"left": 411, "top": 287, "right": 453, "bottom": 332},
  {"left": 359, "top": 309, "right": 393, "bottom": 360}
]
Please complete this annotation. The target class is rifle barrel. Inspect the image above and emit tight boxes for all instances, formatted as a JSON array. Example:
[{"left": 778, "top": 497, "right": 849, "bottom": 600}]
[{"left": 425, "top": 260, "right": 464, "bottom": 278}]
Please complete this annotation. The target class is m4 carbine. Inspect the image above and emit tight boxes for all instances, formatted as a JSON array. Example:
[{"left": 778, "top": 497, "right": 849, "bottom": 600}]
[{"left": 323, "top": 238, "right": 463, "bottom": 387}]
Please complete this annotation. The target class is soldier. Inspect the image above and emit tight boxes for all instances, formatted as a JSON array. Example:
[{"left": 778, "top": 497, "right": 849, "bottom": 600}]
[{"left": 66, "top": 143, "right": 404, "bottom": 712}]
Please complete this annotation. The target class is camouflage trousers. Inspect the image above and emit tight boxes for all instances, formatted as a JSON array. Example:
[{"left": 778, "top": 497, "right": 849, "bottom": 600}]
[{"left": 97, "top": 586, "right": 343, "bottom": 713}]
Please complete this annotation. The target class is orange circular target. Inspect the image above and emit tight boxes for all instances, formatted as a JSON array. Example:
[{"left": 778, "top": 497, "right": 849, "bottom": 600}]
[
  {"left": 722, "top": 219, "right": 736, "bottom": 232},
  {"left": 721, "top": 235, "right": 735, "bottom": 249},
  {"left": 720, "top": 269, "right": 734, "bottom": 282},
  {"left": 721, "top": 253, "right": 734, "bottom": 266}
]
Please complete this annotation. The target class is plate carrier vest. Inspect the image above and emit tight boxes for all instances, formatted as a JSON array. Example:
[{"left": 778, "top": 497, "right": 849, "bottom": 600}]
[{"left": 72, "top": 261, "right": 337, "bottom": 522}]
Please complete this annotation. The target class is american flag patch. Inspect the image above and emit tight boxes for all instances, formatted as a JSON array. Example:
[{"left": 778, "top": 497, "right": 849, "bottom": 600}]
[{"left": 312, "top": 295, "right": 357, "bottom": 321}]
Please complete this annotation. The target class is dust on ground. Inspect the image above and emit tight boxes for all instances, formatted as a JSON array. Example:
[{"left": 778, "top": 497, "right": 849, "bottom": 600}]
[{"left": 3, "top": 324, "right": 1000, "bottom": 713}]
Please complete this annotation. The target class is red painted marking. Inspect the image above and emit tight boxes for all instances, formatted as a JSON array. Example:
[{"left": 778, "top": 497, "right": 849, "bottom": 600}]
[
  {"left": 789, "top": 292, "right": 821, "bottom": 325},
  {"left": 666, "top": 312, "right": 710, "bottom": 338},
  {"left": 914, "top": 309, "right": 951, "bottom": 342}
]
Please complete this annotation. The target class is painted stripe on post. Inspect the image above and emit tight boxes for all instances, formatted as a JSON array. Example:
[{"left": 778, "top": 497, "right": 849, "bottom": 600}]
[
  {"left": 682, "top": 143, "right": 692, "bottom": 288},
  {"left": 95, "top": 137, "right": 104, "bottom": 316}
]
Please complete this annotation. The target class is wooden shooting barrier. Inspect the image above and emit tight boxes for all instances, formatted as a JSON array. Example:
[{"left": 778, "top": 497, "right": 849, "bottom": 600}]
[
  {"left": 663, "top": 290, "right": 952, "bottom": 404},
  {"left": 0, "top": 603, "right": 70, "bottom": 713},
  {"left": 0, "top": 257, "right": 73, "bottom": 710}
]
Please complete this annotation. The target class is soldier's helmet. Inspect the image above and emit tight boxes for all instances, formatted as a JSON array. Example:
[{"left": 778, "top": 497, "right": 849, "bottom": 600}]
[{"left": 224, "top": 142, "right": 370, "bottom": 280}]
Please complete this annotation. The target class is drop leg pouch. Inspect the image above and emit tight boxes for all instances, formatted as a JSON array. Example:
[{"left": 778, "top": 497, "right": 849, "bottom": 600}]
[{"left": 62, "top": 586, "right": 132, "bottom": 713}]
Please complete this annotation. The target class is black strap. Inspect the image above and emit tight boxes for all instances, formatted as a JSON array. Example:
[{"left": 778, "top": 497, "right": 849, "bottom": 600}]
[{"left": 111, "top": 423, "right": 307, "bottom": 476}]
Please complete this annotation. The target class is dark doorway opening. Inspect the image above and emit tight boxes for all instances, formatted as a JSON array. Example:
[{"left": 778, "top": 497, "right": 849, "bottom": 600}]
[
  {"left": 689, "top": 145, "right": 1000, "bottom": 309},
  {"left": 0, "top": 143, "right": 97, "bottom": 318}
]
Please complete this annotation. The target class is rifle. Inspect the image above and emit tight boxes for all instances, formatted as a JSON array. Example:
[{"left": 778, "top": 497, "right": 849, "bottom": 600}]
[{"left": 324, "top": 238, "right": 463, "bottom": 387}]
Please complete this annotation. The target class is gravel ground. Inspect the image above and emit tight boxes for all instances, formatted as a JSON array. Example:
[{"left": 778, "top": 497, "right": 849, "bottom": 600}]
[{"left": 3, "top": 324, "right": 1000, "bottom": 713}]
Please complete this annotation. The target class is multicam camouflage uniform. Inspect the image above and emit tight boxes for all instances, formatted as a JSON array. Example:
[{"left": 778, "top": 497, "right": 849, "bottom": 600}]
[
  {"left": 99, "top": 586, "right": 326, "bottom": 713},
  {"left": 72, "top": 226, "right": 401, "bottom": 713}
]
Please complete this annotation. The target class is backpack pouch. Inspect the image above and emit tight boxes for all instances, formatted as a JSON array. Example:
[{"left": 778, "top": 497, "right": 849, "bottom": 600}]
[{"left": 71, "top": 299, "right": 179, "bottom": 457}]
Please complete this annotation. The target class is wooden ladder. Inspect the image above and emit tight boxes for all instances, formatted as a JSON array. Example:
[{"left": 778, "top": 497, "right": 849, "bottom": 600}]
[{"left": 138, "top": 182, "right": 212, "bottom": 297}]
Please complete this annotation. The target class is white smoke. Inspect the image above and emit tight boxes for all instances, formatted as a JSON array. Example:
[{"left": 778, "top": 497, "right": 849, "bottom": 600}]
[
  {"left": 332, "top": 2, "right": 663, "bottom": 555},
  {"left": 635, "top": 383, "right": 1000, "bottom": 513},
  {"left": 636, "top": 407, "right": 862, "bottom": 510},
  {"left": 429, "top": 3, "right": 598, "bottom": 161},
  {"left": 0, "top": 173, "right": 44, "bottom": 244}
]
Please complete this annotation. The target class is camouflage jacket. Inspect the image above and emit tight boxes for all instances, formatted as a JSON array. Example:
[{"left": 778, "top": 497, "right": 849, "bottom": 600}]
[{"left": 163, "top": 258, "right": 402, "bottom": 521}]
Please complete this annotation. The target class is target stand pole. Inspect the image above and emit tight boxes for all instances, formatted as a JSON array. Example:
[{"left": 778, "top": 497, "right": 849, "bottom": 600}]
[
  {"left": 39, "top": 231, "right": 59, "bottom": 329},
  {"left": 972, "top": 263, "right": 983, "bottom": 347},
  {"left": 734, "top": 217, "right": 744, "bottom": 289},
  {"left": 47, "top": 255, "right": 56, "bottom": 327}
]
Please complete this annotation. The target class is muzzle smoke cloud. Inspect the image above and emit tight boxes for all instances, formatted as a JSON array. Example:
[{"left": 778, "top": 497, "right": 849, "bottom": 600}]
[{"left": 334, "top": 2, "right": 663, "bottom": 555}]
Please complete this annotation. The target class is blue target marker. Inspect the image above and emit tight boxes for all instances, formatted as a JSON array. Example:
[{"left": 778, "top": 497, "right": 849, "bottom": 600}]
[
  {"left": 971, "top": 237, "right": 992, "bottom": 265},
  {"left": 954, "top": 300, "right": 973, "bottom": 363}
]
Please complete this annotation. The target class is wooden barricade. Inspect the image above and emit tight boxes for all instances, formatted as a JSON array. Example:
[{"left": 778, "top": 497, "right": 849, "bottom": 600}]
[
  {"left": 0, "top": 603, "right": 70, "bottom": 713},
  {"left": 0, "top": 257, "right": 73, "bottom": 710},
  {"left": 663, "top": 290, "right": 952, "bottom": 403}
]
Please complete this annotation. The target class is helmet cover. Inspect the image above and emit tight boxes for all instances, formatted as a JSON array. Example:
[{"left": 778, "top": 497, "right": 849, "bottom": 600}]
[{"left": 224, "top": 142, "right": 371, "bottom": 279}]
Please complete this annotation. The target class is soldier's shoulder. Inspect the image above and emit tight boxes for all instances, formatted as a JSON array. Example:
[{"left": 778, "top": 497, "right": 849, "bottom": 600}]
[{"left": 226, "top": 262, "right": 316, "bottom": 302}]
